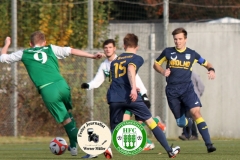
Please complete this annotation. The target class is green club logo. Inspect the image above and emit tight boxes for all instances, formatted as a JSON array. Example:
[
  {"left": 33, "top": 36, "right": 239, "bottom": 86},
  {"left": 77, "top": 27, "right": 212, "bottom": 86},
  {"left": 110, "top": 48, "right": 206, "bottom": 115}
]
[{"left": 112, "top": 120, "right": 147, "bottom": 156}]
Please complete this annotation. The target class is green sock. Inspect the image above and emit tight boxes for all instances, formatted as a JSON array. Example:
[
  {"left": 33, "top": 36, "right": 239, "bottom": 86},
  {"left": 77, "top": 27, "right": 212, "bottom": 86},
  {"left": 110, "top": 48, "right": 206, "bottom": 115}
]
[
  {"left": 153, "top": 117, "right": 159, "bottom": 123},
  {"left": 68, "top": 113, "right": 77, "bottom": 147},
  {"left": 141, "top": 122, "right": 146, "bottom": 127},
  {"left": 64, "top": 121, "right": 78, "bottom": 148},
  {"left": 147, "top": 138, "right": 152, "bottom": 144}
]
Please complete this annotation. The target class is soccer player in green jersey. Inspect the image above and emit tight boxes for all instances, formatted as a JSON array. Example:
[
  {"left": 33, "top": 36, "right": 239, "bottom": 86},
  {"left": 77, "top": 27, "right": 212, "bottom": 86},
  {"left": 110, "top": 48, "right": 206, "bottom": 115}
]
[{"left": 0, "top": 31, "right": 104, "bottom": 156}]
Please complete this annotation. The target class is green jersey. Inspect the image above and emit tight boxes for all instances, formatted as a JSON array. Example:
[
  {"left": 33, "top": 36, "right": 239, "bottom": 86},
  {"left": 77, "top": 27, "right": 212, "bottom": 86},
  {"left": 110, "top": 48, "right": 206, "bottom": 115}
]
[{"left": 22, "top": 45, "right": 64, "bottom": 88}]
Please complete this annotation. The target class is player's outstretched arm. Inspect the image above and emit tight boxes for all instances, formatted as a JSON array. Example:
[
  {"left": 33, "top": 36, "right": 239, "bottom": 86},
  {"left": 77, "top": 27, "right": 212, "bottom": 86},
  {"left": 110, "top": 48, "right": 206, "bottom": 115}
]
[
  {"left": 70, "top": 49, "right": 105, "bottom": 59},
  {"left": 205, "top": 62, "right": 215, "bottom": 80},
  {"left": 0, "top": 37, "right": 23, "bottom": 63},
  {"left": 81, "top": 62, "right": 106, "bottom": 90},
  {"left": 1, "top": 37, "right": 11, "bottom": 55}
]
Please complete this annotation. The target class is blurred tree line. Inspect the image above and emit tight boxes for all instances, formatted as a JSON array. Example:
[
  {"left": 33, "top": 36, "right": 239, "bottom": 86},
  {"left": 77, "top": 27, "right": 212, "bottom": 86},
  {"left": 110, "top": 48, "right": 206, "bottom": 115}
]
[
  {"left": 110, "top": 0, "right": 240, "bottom": 21},
  {"left": 0, "top": 0, "right": 113, "bottom": 48},
  {"left": 1, "top": 0, "right": 240, "bottom": 45}
]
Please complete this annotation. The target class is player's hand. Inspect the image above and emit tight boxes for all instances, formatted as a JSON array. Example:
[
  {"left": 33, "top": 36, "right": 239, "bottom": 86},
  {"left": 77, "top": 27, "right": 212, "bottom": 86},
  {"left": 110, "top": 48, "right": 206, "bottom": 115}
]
[
  {"left": 5, "top": 37, "right": 11, "bottom": 46},
  {"left": 92, "top": 52, "right": 105, "bottom": 59},
  {"left": 163, "top": 68, "right": 171, "bottom": 77},
  {"left": 141, "top": 94, "right": 151, "bottom": 109},
  {"left": 81, "top": 83, "right": 89, "bottom": 89},
  {"left": 130, "top": 89, "right": 137, "bottom": 102},
  {"left": 208, "top": 70, "right": 215, "bottom": 80}
]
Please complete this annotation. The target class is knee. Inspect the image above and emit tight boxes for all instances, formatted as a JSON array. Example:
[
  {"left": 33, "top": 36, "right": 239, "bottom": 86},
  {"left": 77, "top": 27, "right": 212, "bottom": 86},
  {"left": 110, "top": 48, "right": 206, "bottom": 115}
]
[
  {"left": 62, "top": 117, "right": 71, "bottom": 125},
  {"left": 191, "top": 112, "right": 202, "bottom": 120},
  {"left": 190, "top": 107, "right": 201, "bottom": 120},
  {"left": 176, "top": 118, "right": 186, "bottom": 128}
]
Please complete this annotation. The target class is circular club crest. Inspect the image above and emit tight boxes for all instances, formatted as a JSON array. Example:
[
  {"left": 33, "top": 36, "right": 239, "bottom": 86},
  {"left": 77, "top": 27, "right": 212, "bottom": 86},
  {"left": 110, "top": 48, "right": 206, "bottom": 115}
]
[
  {"left": 112, "top": 120, "right": 147, "bottom": 156},
  {"left": 77, "top": 121, "right": 111, "bottom": 155}
]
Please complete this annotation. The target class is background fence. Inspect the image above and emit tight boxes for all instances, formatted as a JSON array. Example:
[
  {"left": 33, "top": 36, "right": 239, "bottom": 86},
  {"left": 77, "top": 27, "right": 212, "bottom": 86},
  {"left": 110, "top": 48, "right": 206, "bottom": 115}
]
[{"left": 1, "top": 0, "right": 240, "bottom": 138}]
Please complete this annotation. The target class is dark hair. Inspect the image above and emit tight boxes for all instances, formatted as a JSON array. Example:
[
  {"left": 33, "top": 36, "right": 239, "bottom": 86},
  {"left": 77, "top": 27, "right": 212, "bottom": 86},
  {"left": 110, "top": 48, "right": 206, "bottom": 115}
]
[
  {"left": 30, "top": 31, "right": 45, "bottom": 46},
  {"left": 172, "top": 28, "right": 187, "bottom": 38},
  {"left": 102, "top": 39, "right": 115, "bottom": 48},
  {"left": 123, "top": 33, "right": 138, "bottom": 48}
]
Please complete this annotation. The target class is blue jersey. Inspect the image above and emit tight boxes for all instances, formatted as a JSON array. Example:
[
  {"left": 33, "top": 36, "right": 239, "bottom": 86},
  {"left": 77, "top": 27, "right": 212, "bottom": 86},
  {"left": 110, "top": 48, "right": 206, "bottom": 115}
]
[
  {"left": 107, "top": 53, "right": 144, "bottom": 103},
  {"left": 155, "top": 47, "right": 208, "bottom": 85}
]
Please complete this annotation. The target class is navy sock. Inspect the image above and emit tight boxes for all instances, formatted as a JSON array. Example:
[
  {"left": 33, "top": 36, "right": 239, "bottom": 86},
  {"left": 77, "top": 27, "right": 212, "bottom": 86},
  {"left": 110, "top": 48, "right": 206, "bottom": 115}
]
[
  {"left": 196, "top": 121, "right": 212, "bottom": 145},
  {"left": 152, "top": 126, "right": 171, "bottom": 152}
]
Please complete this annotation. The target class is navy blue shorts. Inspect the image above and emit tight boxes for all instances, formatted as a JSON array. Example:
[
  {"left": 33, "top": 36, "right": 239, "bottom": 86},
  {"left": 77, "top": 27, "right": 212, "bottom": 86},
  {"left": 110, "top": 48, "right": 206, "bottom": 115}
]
[
  {"left": 109, "top": 101, "right": 152, "bottom": 130},
  {"left": 165, "top": 81, "right": 202, "bottom": 119}
]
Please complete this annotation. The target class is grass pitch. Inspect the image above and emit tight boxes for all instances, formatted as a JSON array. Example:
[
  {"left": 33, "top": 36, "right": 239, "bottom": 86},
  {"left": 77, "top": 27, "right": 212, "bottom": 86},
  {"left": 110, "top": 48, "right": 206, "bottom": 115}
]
[{"left": 0, "top": 137, "right": 239, "bottom": 160}]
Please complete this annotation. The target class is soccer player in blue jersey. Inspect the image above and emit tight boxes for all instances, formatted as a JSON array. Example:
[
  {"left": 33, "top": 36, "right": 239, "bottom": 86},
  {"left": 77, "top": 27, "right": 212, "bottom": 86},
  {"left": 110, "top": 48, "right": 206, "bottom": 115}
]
[
  {"left": 0, "top": 31, "right": 104, "bottom": 156},
  {"left": 107, "top": 33, "right": 180, "bottom": 158},
  {"left": 153, "top": 27, "right": 216, "bottom": 153},
  {"left": 80, "top": 39, "right": 166, "bottom": 159}
]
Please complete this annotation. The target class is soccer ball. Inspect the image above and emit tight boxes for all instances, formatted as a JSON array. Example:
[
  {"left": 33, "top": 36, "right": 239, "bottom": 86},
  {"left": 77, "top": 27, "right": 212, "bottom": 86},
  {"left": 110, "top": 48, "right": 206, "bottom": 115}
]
[{"left": 49, "top": 137, "right": 68, "bottom": 155}]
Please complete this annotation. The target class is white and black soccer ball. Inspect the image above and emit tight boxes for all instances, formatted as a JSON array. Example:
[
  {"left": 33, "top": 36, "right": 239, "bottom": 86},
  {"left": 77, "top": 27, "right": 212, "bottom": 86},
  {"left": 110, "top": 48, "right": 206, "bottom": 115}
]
[{"left": 49, "top": 137, "right": 68, "bottom": 155}]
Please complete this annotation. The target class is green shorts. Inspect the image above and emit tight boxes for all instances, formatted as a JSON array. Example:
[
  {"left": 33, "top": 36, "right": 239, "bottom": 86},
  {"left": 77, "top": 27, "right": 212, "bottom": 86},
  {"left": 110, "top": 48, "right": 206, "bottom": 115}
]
[{"left": 40, "top": 79, "right": 73, "bottom": 123}]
